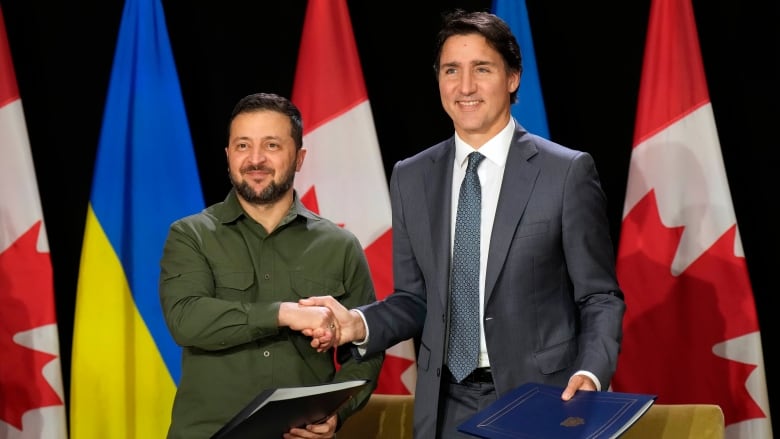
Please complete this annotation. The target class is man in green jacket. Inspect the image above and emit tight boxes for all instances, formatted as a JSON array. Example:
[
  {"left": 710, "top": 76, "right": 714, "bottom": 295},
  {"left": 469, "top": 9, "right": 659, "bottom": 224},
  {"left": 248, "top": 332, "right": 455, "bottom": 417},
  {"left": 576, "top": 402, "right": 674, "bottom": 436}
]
[{"left": 159, "top": 92, "right": 383, "bottom": 439}]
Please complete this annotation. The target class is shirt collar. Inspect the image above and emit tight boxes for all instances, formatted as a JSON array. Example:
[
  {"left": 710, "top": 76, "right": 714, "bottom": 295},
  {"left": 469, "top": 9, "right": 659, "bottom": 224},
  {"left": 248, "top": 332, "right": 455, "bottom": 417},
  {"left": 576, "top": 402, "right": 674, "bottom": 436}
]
[
  {"left": 217, "top": 189, "right": 317, "bottom": 224},
  {"left": 454, "top": 117, "right": 515, "bottom": 168}
]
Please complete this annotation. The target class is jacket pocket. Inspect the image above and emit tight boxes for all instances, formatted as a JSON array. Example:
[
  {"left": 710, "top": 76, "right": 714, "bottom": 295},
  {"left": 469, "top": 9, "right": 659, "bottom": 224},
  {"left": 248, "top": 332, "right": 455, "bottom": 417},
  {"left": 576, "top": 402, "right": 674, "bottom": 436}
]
[
  {"left": 514, "top": 220, "right": 549, "bottom": 239},
  {"left": 213, "top": 271, "right": 254, "bottom": 300},
  {"left": 534, "top": 337, "right": 576, "bottom": 375}
]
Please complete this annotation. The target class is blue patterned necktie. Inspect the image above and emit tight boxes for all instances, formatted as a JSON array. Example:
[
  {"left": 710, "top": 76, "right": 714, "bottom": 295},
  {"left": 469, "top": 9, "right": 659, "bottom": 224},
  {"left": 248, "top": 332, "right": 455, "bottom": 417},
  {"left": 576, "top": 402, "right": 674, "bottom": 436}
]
[{"left": 447, "top": 151, "right": 485, "bottom": 382}]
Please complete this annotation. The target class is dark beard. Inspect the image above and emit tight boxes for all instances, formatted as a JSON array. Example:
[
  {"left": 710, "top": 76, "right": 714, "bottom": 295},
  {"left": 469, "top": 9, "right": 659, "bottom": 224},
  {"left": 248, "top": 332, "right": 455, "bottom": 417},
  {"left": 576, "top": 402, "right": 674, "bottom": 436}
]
[{"left": 231, "top": 164, "right": 296, "bottom": 206}]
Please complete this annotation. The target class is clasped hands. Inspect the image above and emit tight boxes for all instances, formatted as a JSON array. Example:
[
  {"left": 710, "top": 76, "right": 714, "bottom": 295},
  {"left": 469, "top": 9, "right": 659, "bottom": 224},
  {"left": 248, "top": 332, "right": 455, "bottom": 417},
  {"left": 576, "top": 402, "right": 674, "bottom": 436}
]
[{"left": 296, "top": 296, "right": 363, "bottom": 352}]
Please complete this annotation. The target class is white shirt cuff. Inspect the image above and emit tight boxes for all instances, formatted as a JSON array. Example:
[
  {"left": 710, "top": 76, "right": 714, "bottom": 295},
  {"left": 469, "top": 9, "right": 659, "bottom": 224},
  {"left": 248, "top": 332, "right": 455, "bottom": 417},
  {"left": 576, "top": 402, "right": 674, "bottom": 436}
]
[
  {"left": 352, "top": 309, "right": 369, "bottom": 356},
  {"left": 572, "top": 370, "right": 601, "bottom": 391}
]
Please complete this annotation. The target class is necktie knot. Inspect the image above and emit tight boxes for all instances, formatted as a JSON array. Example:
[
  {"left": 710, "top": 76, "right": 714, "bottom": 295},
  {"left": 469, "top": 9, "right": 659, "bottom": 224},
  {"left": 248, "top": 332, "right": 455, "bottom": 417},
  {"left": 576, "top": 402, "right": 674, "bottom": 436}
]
[{"left": 466, "top": 152, "right": 485, "bottom": 175}]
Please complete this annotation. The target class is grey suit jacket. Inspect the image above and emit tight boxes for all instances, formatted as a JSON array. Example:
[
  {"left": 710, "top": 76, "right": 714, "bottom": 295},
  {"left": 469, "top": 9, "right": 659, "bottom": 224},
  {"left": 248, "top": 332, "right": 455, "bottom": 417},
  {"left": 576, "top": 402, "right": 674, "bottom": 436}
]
[{"left": 357, "top": 123, "right": 625, "bottom": 438}]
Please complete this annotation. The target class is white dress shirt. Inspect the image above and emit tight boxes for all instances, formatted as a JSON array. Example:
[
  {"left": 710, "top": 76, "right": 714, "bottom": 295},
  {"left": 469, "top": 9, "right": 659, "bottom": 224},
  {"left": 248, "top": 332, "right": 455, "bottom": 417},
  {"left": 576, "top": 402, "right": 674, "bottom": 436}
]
[{"left": 452, "top": 118, "right": 514, "bottom": 368}]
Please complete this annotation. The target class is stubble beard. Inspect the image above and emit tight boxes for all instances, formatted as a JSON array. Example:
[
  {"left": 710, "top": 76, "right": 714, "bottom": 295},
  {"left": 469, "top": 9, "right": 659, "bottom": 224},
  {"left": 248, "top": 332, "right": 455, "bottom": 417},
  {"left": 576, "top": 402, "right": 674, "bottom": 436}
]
[{"left": 230, "top": 164, "right": 296, "bottom": 206}]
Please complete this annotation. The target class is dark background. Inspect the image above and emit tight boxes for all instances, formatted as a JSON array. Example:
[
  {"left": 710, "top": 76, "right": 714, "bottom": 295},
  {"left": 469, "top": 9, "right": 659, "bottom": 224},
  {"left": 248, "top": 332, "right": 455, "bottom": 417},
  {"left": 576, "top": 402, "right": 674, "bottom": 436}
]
[{"left": 2, "top": 0, "right": 778, "bottom": 433}]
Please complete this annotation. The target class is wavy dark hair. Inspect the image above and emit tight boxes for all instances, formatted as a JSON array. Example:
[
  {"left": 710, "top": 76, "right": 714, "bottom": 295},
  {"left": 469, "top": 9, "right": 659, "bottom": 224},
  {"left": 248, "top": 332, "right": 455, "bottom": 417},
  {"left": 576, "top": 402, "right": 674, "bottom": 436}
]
[{"left": 432, "top": 9, "right": 523, "bottom": 104}]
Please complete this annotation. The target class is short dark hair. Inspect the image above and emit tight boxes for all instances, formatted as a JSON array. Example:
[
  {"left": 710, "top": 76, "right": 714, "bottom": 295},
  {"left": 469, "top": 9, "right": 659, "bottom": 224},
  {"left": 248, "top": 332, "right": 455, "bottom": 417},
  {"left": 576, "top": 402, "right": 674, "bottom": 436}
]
[
  {"left": 229, "top": 93, "right": 304, "bottom": 149},
  {"left": 432, "top": 9, "right": 523, "bottom": 104}
]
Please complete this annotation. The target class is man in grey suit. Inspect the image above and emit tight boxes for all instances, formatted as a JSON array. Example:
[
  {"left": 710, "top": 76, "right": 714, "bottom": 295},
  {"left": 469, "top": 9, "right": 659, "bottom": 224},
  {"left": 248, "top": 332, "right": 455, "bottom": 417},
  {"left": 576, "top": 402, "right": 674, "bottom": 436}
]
[{"left": 302, "top": 9, "right": 625, "bottom": 439}]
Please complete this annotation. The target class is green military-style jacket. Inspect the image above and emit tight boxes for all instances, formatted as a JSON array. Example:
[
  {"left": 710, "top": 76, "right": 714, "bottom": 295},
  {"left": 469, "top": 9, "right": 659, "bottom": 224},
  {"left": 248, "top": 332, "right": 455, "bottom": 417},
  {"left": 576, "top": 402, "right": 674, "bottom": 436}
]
[{"left": 160, "top": 190, "right": 383, "bottom": 438}]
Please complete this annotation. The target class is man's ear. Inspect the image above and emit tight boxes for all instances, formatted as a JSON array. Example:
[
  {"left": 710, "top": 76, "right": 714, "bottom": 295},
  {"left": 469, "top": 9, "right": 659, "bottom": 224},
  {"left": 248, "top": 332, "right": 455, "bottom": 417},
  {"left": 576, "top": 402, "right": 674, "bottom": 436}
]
[
  {"left": 509, "top": 72, "right": 520, "bottom": 94},
  {"left": 296, "top": 148, "right": 308, "bottom": 171}
]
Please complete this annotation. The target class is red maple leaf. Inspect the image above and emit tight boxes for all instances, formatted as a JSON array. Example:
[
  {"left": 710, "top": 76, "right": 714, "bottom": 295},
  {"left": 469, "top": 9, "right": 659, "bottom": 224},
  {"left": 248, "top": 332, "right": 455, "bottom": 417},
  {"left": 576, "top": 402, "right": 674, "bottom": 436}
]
[
  {"left": 301, "top": 186, "right": 345, "bottom": 228},
  {"left": 372, "top": 352, "right": 415, "bottom": 395},
  {"left": 611, "top": 191, "right": 764, "bottom": 426},
  {"left": 300, "top": 186, "right": 321, "bottom": 217},
  {"left": 363, "top": 229, "right": 393, "bottom": 300},
  {"left": 0, "top": 222, "right": 62, "bottom": 429}
]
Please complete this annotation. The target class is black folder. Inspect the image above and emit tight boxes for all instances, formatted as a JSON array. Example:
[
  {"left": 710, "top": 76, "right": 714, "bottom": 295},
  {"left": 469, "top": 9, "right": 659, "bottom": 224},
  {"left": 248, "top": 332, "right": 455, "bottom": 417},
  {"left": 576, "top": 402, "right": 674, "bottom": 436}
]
[
  {"left": 211, "top": 379, "right": 369, "bottom": 439},
  {"left": 457, "top": 382, "right": 656, "bottom": 439}
]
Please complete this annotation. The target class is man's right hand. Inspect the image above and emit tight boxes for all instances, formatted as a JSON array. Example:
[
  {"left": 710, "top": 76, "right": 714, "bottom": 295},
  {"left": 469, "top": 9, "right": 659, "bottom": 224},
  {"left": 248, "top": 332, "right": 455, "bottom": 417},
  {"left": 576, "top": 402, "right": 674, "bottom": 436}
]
[
  {"left": 278, "top": 302, "right": 338, "bottom": 348},
  {"left": 299, "top": 296, "right": 366, "bottom": 352}
]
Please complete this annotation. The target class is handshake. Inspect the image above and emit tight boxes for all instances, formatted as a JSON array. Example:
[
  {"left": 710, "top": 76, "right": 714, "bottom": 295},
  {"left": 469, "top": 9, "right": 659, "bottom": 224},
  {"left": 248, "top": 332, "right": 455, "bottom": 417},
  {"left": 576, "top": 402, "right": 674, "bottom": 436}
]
[{"left": 282, "top": 296, "right": 367, "bottom": 352}]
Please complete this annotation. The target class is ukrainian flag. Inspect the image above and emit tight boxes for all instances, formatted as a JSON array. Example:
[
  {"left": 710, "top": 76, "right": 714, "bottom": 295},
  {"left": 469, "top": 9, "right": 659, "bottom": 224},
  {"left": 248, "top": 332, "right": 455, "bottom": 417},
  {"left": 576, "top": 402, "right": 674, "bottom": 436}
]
[
  {"left": 492, "top": 0, "right": 550, "bottom": 139},
  {"left": 69, "top": 0, "right": 203, "bottom": 437}
]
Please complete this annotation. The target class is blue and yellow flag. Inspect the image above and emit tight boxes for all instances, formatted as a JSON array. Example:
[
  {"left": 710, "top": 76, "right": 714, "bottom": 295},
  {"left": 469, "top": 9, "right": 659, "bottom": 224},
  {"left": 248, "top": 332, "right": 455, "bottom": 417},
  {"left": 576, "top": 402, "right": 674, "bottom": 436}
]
[
  {"left": 69, "top": 0, "right": 203, "bottom": 436},
  {"left": 492, "top": 0, "right": 550, "bottom": 138}
]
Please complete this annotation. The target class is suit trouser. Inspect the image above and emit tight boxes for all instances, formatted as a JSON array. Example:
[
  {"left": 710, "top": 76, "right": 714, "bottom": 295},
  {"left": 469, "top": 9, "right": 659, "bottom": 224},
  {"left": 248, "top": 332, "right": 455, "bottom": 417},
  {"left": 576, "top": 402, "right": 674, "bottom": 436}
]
[{"left": 437, "top": 367, "right": 498, "bottom": 439}]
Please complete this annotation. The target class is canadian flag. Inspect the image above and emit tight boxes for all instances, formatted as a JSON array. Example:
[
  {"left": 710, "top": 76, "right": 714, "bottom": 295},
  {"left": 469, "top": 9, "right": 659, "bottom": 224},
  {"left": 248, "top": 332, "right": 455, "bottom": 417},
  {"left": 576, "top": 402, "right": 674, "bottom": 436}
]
[
  {"left": 292, "top": 0, "right": 416, "bottom": 394},
  {"left": 610, "top": 0, "right": 773, "bottom": 437},
  {"left": 0, "top": 7, "right": 67, "bottom": 438}
]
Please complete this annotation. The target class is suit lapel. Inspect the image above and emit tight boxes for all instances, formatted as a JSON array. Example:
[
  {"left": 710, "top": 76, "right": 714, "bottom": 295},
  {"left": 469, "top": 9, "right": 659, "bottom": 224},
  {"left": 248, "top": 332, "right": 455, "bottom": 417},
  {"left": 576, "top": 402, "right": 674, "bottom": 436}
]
[
  {"left": 425, "top": 140, "right": 456, "bottom": 309},
  {"left": 485, "top": 129, "right": 539, "bottom": 303}
]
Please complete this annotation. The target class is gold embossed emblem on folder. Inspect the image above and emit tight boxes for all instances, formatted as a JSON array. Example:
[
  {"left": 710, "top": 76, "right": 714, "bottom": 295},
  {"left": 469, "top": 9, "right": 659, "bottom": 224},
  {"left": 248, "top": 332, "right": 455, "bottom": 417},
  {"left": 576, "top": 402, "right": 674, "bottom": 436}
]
[{"left": 560, "top": 416, "right": 585, "bottom": 427}]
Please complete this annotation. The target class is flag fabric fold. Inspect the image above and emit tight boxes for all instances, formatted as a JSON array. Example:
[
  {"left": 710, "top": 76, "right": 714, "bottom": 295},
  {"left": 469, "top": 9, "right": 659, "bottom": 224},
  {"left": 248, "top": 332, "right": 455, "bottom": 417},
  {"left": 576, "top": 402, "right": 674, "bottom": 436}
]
[
  {"left": 610, "top": 0, "right": 773, "bottom": 437},
  {"left": 491, "top": 0, "right": 549, "bottom": 138},
  {"left": 291, "top": 0, "right": 416, "bottom": 395},
  {"left": 69, "top": 0, "right": 204, "bottom": 436},
  {"left": 0, "top": 6, "right": 67, "bottom": 438}
]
